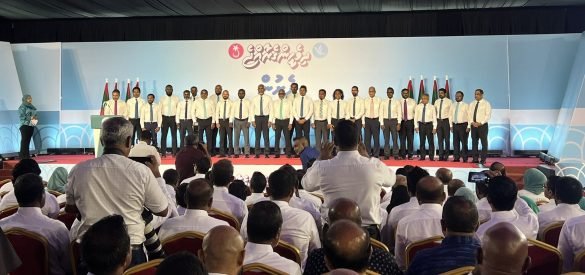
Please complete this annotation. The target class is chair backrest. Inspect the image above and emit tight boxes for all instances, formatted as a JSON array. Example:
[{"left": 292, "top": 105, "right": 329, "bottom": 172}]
[
  {"left": 274, "top": 240, "right": 302, "bottom": 265},
  {"left": 161, "top": 231, "right": 205, "bottom": 256},
  {"left": 0, "top": 179, "right": 11, "bottom": 188},
  {"left": 123, "top": 259, "right": 163, "bottom": 275},
  {"left": 0, "top": 191, "right": 9, "bottom": 198},
  {"left": 47, "top": 190, "right": 63, "bottom": 197},
  {"left": 70, "top": 240, "right": 81, "bottom": 275},
  {"left": 56, "top": 211, "right": 77, "bottom": 230},
  {"left": 440, "top": 266, "right": 475, "bottom": 275},
  {"left": 540, "top": 221, "right": 564, "bottom": 247},
  {"left": 0, "top": 205, "right": 19, "bottom": 219},
  {"left": 405, "top": 236, "right": 444, "bottom": 267},
  {"left": 527, "top": 239, "right": 562, "bottom": 275},
  {"left": 209, "top": 208, "right": 240, "bottom": 230},
  {"left": 371, "top": 238, "right": 390, "bottom": 253},
  {"left": 5, "top": 228, "right": 49, "bottom": 275},
  {"left": 242, "top": 263, "right": 288, "bottom": 275},
  {"left": 573, "top": 249, "right": 585, "bottom": 272}
]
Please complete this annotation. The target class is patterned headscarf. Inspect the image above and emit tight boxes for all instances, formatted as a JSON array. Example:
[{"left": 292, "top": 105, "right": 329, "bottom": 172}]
[
  {"left": 523, "top": 168, "right": 547, "bottom": 195},
  {"left": 454, "top": 187, "right": 478, "bottom": 204},
  {"left": 47, "top": 167, "right": 68, "bottom": 193},
  {"left": 21, "top": 94, "right": 37, "bottom": 110}
]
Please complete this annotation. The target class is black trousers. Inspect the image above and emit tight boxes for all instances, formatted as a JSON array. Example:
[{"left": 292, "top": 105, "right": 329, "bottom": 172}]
[
  {"left": 178, "top": 119, "right": 194, "bottom": 149},
  {"left": 197, "top": 118, "right": 213, "bottom": 153},
  {"left": 211, "top": 125, "right": 219, "bottom": 155},
  {"left": 290, "top": 118, "right": 297, "bottom": 140},
  {"left": 129, "top": 118, "right": 141, "bottom": 145},
  {"left": 351, "top": 119, "right": 363, "bottom": 142},
  {"left": 364, "top": 118, "right": 381, "bottom": 157},
  {"left": 161, "top": 115, "right": 177, "bottom": 155},
  {"left": 274, "top": 119, "right": 292, "bottom": 156},
  {"left": 331, "top": 118, "right": 341, "bottom": 140},
  {"left": 399, "top": 119, "right": 415, "bottom": 158},
  {"left": 471, "top": 123, "right": 489, "bottom": 162},
  {"left": 418, "top": 122, "right": 435, "bottom": 160},
  {"left": 218, "top": 119, "right": 233, "bottom": 155},
  {"left": 295, "top": 118, "right": 311, "bottom": 147},
  {"left": 254, "top": 116, "right": 270, "bottom": 155},
  {"left": 143, "top": 122, "right": 159, "bottom": 147},
  {"left": 19, "top": 125, "right": 34, "bottom": 159},
  {"left": 314, "top": 120, "right": 329, "bottom": 151},
  {"left": 436, "top": 118, "right": 451, "bottom": 159},
  {"left": 382, "top": 119, "right": 399, "bottom": 157},
  {"left": 453, "top": 122, "right": 469, "bottom": 161}
]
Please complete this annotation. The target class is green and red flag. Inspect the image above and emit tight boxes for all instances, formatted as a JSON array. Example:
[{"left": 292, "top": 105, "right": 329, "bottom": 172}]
[
  {"left": 99, "top": 79, "right": 109, "bottom": 116},
  {"left": 445, "top": 75, "right": 450, "bottom": 99},
  {"left": 125, "top": 79, "right": 131, "bottom": 101},
  {"left": 417, "top": 76, "right": 425, "bottom": 104},
  {"left": 407, "top": 76, "right": 414, "bottom": 99},
  {"left": 431, "top": 76, "right": 438, "bottom": 104}
]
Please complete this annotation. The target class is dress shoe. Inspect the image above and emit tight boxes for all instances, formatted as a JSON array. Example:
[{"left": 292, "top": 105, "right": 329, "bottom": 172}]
[
  {"left": 218, "top": 154, "right": 226, "bottom": 158},
  {"left": 384, "top": 156, "right": 390, "bottom": 160},
  {"left": 286, "top": 155, "right": 292, "bottom": 158},
  {"left": 275, "top": 155, "right": 280, "bottom": 158},
  {"left": 245, "top": 154, "right": 250, "bottom": 158},
  {"left": 227, "top": 154, "right": 232, "bottom": 158},
  {"left": 419, "top": 158, "right": 425, "bottom": 161},
  {"left": 429, "top": 158, "right": 435, "bottom": 161},
  {"left": 480, "top": 161, "right": 486, "bottom": 165},
  {"left": 254, "top": 155, "right": 260, "bottom": 158},
  {"left": 463, "top": 159, "right": 468, "bottom": 163},
  {"left": 453, "top": 159, "right": 460, "bottom": 162},
  {"left": 472, "top": 160, "right": 479, "bottom": 163},
  {"left": 395, "top": 156, "right": 403, "bottom": 160},
  {"left": 234, "top": 155, "right": 240, "bottom": 158},
  {"left": 408, "top": 156, "right": 414, "bottom": 160},
  {"left": 265, "top": 154, "right": 270, "bottom": 158}
]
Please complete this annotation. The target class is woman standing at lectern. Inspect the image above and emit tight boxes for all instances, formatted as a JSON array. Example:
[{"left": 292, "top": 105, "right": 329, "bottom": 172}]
[{"left": 18, "top": 94, "right": 38, "bottom": 159}]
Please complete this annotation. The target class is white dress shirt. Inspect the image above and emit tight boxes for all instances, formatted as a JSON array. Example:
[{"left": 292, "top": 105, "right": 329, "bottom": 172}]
[
  {"left": 329, "top": 100, "right": 347, "bottom": 121},
  {"left": 103, "top": 99, "right": 127, "bottom": 117},
  {"left": 312, "top": 99, "right": 330, "bottom": 124},
  {"left": 434, "top": 98, "right": 452, "bottom": 120},
  {"left": 394, "top": 203, "right": 444, "bottom": 269},
  {"left": 385, "top": 197, "right": 420, "bottom": 235},
  {"left": 243, "top": 242, "right": 302, "bottom": 275},
  {"left": 66, "top": 154, "right": 169, "bottom": 244},
  {"left": 194, "top": 98, "right": 215, "bottom": 120},
  {"left": 414, "top": 103, "right": 437, "bottom": 129},
  {"left": 346, "top": 97, "right": 365, "bottom": 120},
  {"left": 293, "top": 96, "right": 314, "bottom": 121},
  {"left": 212, "top": 186, "right": 248, "bottom": 222},
  {"left": 240, "top": 200, "right": 321, "bottom": 267},
  {"left": 518, "top": 190, "right": 550, "bottom": 205},
  {"left": 251, "top": 95, "right": 272, "bottom": 117},
  {"left": 302, "top": 151, "right": 395, "bottom": 225},
  {"left": 468, "top": 99, "right": 492, "bottom": 125},
  {"left": 380, "top": 98, "right": 403, "bottom": 125},
  {"left": 298, "top": 190, "right": 322, "bottom": 210},
  {"left": 538, "top": 199, "right": 556, "bottom": 213},
  {"left": 129, "top": 141, "right": 162, "bottom": 165},
  {"left": 286, "top": 92, "right": 300, "bottom": 104},
  {"left": 245, "top": 193, "right": 268, "bottom": 205},
  {"left": 158, "top": 209, "right": 229, "bottom": 242},
  {"left": 400, "top": 98, "right": 417, "bottom": 121},
  {"left": 126, "top": 97, "right": 146, "bottom": 119},
  {"left": 176, "top": 100, "right": 195, "bottom": 123},
  {"left": 450, "top": 101, "right": 470, "bottom": 128},
  {"left": 0, "top": 189, "right": 59, "bottom": 218},
  {"left": 363, "top": 97, "right": 382, "bottom": 122},
  {"left": 140, "top": 103, "right": 163, "bottom": 128},
  {"left": 476, "top": 210, "right": 539, "bottom": 241},
  {"left": 0, "top": 207, "right": 71, "bottom": 275},
  {"left": 476, "top": 197, "right": 535, "bottom": 222},
  {"left": 289, "top": 195, "right": 322, "bottom": 231},
  {"left": 558, "top": 214, "right": 585, "bottom": 272},
  {"left": 234, "top": 98, "right": 253, "bottom": 122},
  {"left": 160, "top": 95, "right": 180, "bottom": 117},
  {"left": 210, "top": 93, "right": 222, "bottom": 106},
  {"left": 537, "top": 203, "right": 585, "bottom": 235},
  {"left": 215, "top": 99, "right": 234, "bottom": 124},
  {"left": 270, "top": 99, "right": 293, "bottom": 124}
]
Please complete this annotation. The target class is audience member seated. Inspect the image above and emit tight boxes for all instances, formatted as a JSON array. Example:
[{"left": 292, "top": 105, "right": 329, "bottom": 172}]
[
  {"left": 489, "top": 161, "right": 506, "bottom": 176},
  {"left": 81, "top": 215, "right": 132, "bottom": 275},
  {"left": 407, "top": 196, "right": 480, "bottom": 274},
  {"left": 175, "top": 135, "right": 208, "bottom": 183},
  {"left": 294, "top": 137, "right": 319, "bottom": 170},
  {"left": 435, "top": 168, "right": 452, "bottom": 195},
  {"left": 243, "top": 201, "right": 302, "bottom": 275},
  {"left": 280, "top": 164, "right": 322, "bottom": 229},
  {"left": 381, "top": 175, "right": 408, "bottom": 210},
  {"left": 476, "top": 178, "right": 536, "bottom": 223},
  {"left": 454, "top": 187, "right": 478, "bottom": 204},
  {"left": 176, "top": 182, "right": 188, "bottom": 215},
  {"left": 66, "top": 117, "right": 169, "bottom": 266},
  {"left": 0, "top": 159, "right": 59, "bottom": 218},
  {"left": 245, "top": 172, "right": 268, "bottom": 205},
  {"left": 304, "top": 198, "right": 401, "bottom": 275},
  {"left": 241, "top": 169, "right": 321, "bottom": 267},
  {"left": 229, "top": 180, "right": 251, "bottom": 201},
  {"left": 386, "top": 167, "right": 429, "bottom": 233},
  {"left": 199, "top": 225, "right": 245, "bottom": 275},
  {"left": 0, "top": 173, "right": 70, "bottom": 275},
  {"left": 538, "top": 177, "right": 585, "bottom": 235},
  {"left": 395, "top": 176, "right": 446, "bottom": 269},
  {"left": 539, "top": 176, "right": 561, "bottom": 213},
  {"left": 181, "top": 156, "right": 212, "bottom": 184},
  {"left": 302, "top": 120, "right": 395, "bottom": 240},
  {"left": 129, "top": 130, "right": 162, "bottom": 166},
  {"left": 159, "top": 179, "right": 228, "bottom": 241},
  {"left": 475, "top": 222, "right": 530, "bottom": 274},
  {"left": 163, "top": 169, "right": 179, "bottom": 204},
  {"left": 385, "top": 185, "right": 410, "bottom": 214},
  {"left": 322, "top": 220, "right": 372, "bottom": 275},
  {"left": 47, "top": 167, "right": 68, "bottom": 205},
  {"left": 518, "top": 168, "right": 549, "bottom": 205},
  {"left": 447, "top": 179, "right": 465, "bottom": 197},
  {"left": 476, "top": 176, "right": 538, "bottom": 240},
  {"left": 210, "top": 159, "right": 247, "bottom": 222},
  {"left": 558, "top": 190, "right": 585, "bottom": 272},
  {"left": 156, "top": 252, "right": 207, "bottom": 275}
]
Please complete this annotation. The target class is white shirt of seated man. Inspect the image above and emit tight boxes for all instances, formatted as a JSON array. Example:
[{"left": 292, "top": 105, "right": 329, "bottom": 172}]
[
  {"left": 0, "top": 188, "right": 60, "bottom": 218},
  {"left": 158, "top": 179, "right": 228, "bottom": 242},
  {"left": 537, "top": 177, "right": 585, "bottom": 236},
  {"left": 558, "top": 214, "right": 585, "bottom": 272},
  {"left": 210, "top": 161, "right": 248, "bottom": 223}
]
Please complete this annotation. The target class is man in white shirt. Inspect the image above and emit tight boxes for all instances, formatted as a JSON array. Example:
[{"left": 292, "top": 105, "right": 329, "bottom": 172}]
[
  {"left": 363, "top": 86, "right": 382, "bottom": 158},
  {"left": 241, "top": 170, "right": 321, "bottom": 267},
  {"left": 129, "top": 130, "right": 162, "bottom": 166},
  {"left": 0, "top": 173, "right": 70, "bottom": 275},
  {"left": 329, "top": 89, "right": 346, "bottom": 134},
  {"left": 233, "top": 89, "right": 252, "bottom": 158},
  {"left": 81, "top": 215, "right": 132, "bottom": 274},
  {"left": 159, "top": 179, "right": 229, "bottom": 241},
  {"left": 190, "top": 86, "right": 200, "bottom": 139},
  {"left": 302, "top": 120, "right": 395, "bottom": 239},
  {"left": 293, "top": 85, "right": 313, "bottom": 147},
  {"left": 380, "top": 87, "right": 402, "bottom": 160},
  {"left": 160, "top": 84, "right": 180, "bottom": 157},
  {"left": 66, "top": 117, "right": 169, "bottom": 265},
  {"left": 450, "top": 91, "right": 470, "bottom": 163},
  {"left": 469, "top": 89, "right": 492, "bottom": 165},
  {"left": 476, "top": 176, "right": 538, "bottom": 241},
  {"left": 394, "top": 176, "right": 446, "bottom": 269},
  {"left": 272, "top": 89, "right": 293, "bottom": 158},
  {"left": 243, "top": 201, "right": 302, "bottom": 275},
  {"left": 539, "top": 176, "right": 560, "bottom": 213},
  {"left": 211, "top": 84, "right": 224, "bottom": 156},
  {"left": 140, "top": 93, "right": 162, "bottom": 148},
  {"left": 104, "top": 89, "right": 127, "bottom": 117},
  {"left": 177, "top": 90, "right": 195, "bottom": 149},
  {"left": 434, "top": 88, "right": 452, "bottom": 161},
  {"left": 312, "top": 89, "right": 330, "bottom": 151},
  {"left": 245, "top": 172, "right": 268, "bottom": 206},
  {"left": 346, "top": 86, "right": 365, "bottom": 140},
  {"left": 210, "top": 159, "right": 248, "bottom": 222},
  {"left": 195, "top": 89, "right": 216, "bottom": 154},
  {"left": 200, "top": 225, "right": 246, "bottom": 275},
  {"left": 287, "top": 82, "right": 300, "bottom": 141},
  {"left": 415, "top": 94, "right": 437, "bottom": 161},
  {"left": 399, "top": 89, "right": 417, "bottom": 160},
  {"left": 215, "top": 90, "right": 234, "bottom": 157},
  {"left": 537, "top": 177, "right": 585, "bottom": 236},
  {"left": 558, "top": 209, "right": 585, "bottom": 271},
  {"left": 126, "top": 87, "right": 146, "bottom": 145},
  {"left": 252, "top": 84, "right": 272, "bottom": 158}
]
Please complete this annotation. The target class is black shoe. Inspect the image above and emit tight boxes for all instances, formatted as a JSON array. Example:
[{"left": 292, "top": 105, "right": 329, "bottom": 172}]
[
  {"left": 395, "top": 156, "right": 402, "bottom": 160},
  {"left": 472, "top": 160, "right": 479, "bottom": 163},
  {"left": 245, "top": 154, "right": 250, "bottom": 158},
  {"left": 453, "top": 159, "right": 460, "bottom": 162},
  {"left": 419, "top": 158, "right": 425, "bottom": 161},
  {"left": 480, "top": 160, "right": 486, "bottom": 165},
  {"left": 429, "top": 158, "right": 435, "bottom": 161},
  {"left": 219, "top": 154, "right": 226, "bottom": 158},
  {"left": 227, "top": 155, "right": 232, "bottom": 158},
  {"left": 463, "top": 159, "right": 468, "bottom": 163},
  {"left": 408, "top": 156, "right": 414, "bottom": 160},
  {"left": 255, "top": 155, "right": 260, "bottom": 158},
  {"left": 234, "top": 155, "right": 240, "bottom": 158},
  {"left": 265, "top": 154, "right": 270, "bottom": 158},
  {"left": 286, "top": 155, "right": 292, "bottom": 158},
  {"left": 275, "top": 155, "right": 280, "bottom": 158}
]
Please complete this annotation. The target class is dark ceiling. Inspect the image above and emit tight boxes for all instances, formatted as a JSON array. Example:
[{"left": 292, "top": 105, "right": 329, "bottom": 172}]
[{"left": 2, "top": 0, "right": 585, "bottom": 19}]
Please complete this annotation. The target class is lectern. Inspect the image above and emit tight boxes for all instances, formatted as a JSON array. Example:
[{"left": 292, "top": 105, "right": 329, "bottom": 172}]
[{"left": 90, "top": 115, "right": 121, "bottom": 157}]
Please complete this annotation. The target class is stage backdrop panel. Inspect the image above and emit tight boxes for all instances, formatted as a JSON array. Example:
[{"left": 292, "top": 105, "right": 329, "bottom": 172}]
[{"left": 0, "top": 41, "right": 24, "bottom": 154}]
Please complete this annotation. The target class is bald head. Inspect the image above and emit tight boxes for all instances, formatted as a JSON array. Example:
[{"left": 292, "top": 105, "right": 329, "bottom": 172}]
[
  {"left": 448, "top": 179, "right": 465, "bottom": 197},
  {"left": 416, "top": 176, "right": 446, "bottom": 204},
  {"left": 480, "top": 223, "right": 530, "bottom": 274},
  {"left": 201, "top": 225, "right": 245, "bottom": 275},
  {"left": 435, "top": 168, "right": 453, "bottom": 185},
  {"left": 328, "top": 198, "right": 361, "bottom": 225},
  {"left": 323, "top": 220, "right": 371, "bottom": 273},
  {"left": 186, "top": 179, "right": 213, "bottom": 209}
]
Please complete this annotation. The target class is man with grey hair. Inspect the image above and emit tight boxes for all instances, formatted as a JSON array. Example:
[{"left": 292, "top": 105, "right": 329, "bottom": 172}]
[{"left": 66, "top": 117, "right": 170, "bottom": 266}]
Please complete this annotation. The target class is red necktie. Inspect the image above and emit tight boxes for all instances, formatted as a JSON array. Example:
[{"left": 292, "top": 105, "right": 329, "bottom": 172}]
[{"left": 114, "top": 100, "right": 118, "bottom": 115}]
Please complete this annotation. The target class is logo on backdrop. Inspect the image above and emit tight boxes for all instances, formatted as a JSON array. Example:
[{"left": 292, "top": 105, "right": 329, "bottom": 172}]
[
  {"left": 228, "top": 42, "right": 323, "bottom": 70},
  {"left": 228, "top": 43, "right": 244, "bottom": 59}
]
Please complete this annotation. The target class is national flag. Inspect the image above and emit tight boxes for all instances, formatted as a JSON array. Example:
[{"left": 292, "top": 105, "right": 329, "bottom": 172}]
[
  {"left": 407, "top": 77, "right": 414, "bottom": 99},
  {"left": 417, "top": 76, "right": 425, "bottom": 104},
  {"left": 135, "top": 77, "right": 140, "bottom": 88},
  {"left": 99, "top": 79, "right": 109, "bottom": 116},
  {"left": 445, "top": 76, "right": 450, "bottom": 99},
  {"left": 125, "top": 79, "right": 131, "bottom": 101},
  {"left": 114, "top": 79, "right": 118, "bottom": 90},
  {"left": 431, "top": 76, "right": 438, "bottom": 104}
]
